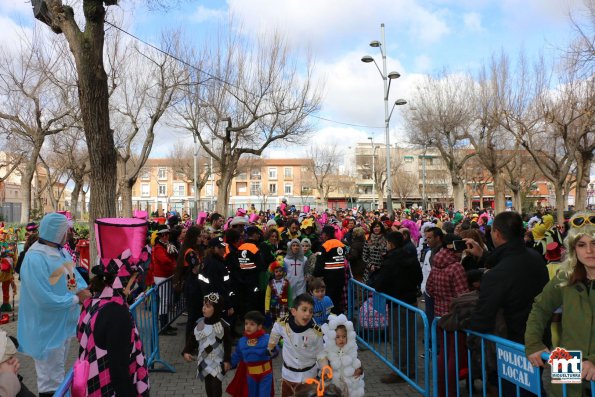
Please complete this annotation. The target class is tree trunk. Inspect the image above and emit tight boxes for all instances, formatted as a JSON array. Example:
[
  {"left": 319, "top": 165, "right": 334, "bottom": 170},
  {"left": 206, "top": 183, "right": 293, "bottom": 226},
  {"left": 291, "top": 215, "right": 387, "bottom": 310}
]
[
  {"left": 216, "top": 170, "right": 234, "bottom": 216},
  {"left": 81, "top": 190, "right": 87, "bottom": 216},
  {"left": 479, "top": 190, "right": 485, "bottom": 209},
  {"left": 493, "top": 173, "right": 506, "bottom": 214},
  {"left": 512, "top": 188, "right": 522, "bottom": 213},
  {"left": 70, "top": 180, "right": 82, "bottom": 220},
  {"left": 20, "top": 141, "right": 44, "bottom": 222},
  {"left": 575, "top": 151, "right": 593, "bottom": 211},
  {"left": 120, "top": 179, "right": 134, "bottom": 218},
  {"left": 452, "top": 179, "right": 465, "bottom": 211},
  {"left": 555, "top": 183, "right": 566, "bottom": 226},
  {"left": 69, "top": 13, "right": 117, "bottom": 258}
]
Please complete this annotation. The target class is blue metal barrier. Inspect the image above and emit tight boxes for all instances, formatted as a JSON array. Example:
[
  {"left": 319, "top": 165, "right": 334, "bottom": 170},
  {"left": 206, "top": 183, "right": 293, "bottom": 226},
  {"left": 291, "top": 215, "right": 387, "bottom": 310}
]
[
  {"left": 53, "top": 369, "right": 73, "bottom": 397},
  {"left": 347, "top": 278, "right": 431, "bottom": 396},
  {"left": 431, "top": 317, "right": 595, "bottom": 397}
]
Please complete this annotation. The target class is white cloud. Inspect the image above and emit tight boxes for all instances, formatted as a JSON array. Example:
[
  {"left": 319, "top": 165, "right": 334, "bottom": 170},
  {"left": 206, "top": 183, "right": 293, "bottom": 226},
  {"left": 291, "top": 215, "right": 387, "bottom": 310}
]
[
  {"left": 463, "top": 12, "right": 484, "bottom": 32},
  {"left": 191, "top": 5, "right": 226, "bottom": 23},
  {"left": 414, "top": 54, "right": 432, "bottom": 72},
  {"left": 226, "top": 0, "right": 451, "bottom": 55}
]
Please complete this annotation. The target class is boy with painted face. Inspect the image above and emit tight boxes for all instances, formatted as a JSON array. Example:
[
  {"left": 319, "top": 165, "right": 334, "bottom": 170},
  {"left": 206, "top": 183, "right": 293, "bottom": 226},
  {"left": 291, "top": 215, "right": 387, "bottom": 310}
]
[
  {"left": 227, "top": 311, "right": 274, "bottom": 397},
  {"left": 268, "top": 293, "right": 325, "bottom": 397}
]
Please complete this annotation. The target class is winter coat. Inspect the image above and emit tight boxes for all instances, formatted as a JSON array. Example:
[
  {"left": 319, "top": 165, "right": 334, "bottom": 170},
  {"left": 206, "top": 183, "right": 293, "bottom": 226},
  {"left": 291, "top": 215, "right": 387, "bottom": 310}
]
[
  {"left": 372, "top": 247, "right": 422, "bottom": 305},
  {"left": 347, "top": 236, "right": 365, "bottom": 279},
  {"left": 151, "top": 241, "right": 177, "bottom": 278},
  {"left": 426, "top": 248, "right": 468, "bottom": 317},
  {"left": 469, "top": 240, "right": 548, "bottom": 344},
  {"left": 525, "top": 272, "right": 595, "bottom": 397}
]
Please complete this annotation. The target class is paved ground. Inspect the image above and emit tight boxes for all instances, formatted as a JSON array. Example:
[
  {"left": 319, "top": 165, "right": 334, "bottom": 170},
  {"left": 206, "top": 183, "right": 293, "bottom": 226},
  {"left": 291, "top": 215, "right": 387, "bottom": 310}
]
[{"left": 0, "top": 285, "right": 427, "bottom": 396}]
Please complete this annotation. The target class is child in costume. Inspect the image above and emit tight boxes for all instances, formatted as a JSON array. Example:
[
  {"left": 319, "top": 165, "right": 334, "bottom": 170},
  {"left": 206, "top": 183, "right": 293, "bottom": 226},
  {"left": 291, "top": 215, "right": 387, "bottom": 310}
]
[
  {"left": 284, "top": 239, "right": 307, "bottom": 300},
  {"left": 268, "top": 293, "right": 325, "bottom": 397},
  {"left": 183, "top": 293, "right": 232, "bottom": 397},
  {"left": 265, "top": 261, "right": 291, "bottom": 324},
  {"left": 321, "top": 314, "right": 364, "bottom": 397},
  {"left": 309, "top": 278, "right": 333, "bottom": 325},
  {"left": 227, "top": 311, "right": 274, "bottom": 397},
  {"left": 0, "top": 245, "right": 16, "bottom": 312}
]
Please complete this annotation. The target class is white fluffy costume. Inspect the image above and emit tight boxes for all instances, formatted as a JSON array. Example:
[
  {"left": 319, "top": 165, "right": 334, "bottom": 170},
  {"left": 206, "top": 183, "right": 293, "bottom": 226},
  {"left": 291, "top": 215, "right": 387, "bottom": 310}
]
[{"left": 319, "top": 314, "right": 365, "bottom": 397}]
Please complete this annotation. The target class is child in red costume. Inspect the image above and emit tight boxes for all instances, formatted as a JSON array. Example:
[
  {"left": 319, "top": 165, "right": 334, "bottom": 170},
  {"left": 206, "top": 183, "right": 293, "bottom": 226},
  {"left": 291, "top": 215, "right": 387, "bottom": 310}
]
[{"left": 227, "top": 311, "right": 274, "bottom": 397}]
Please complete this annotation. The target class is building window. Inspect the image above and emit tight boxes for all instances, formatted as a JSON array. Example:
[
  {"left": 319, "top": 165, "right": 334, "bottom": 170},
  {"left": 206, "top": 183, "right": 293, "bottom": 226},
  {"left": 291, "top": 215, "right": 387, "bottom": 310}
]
[
  {"left": 173, "top": 183, "right": 185, "bottom": 197},
  {"left": 206, "top": 184, "right": 213, "bottom": 196},
  {"left": 140, "top": 169, "right": 150, "bottom": 180},
  {"left": 236, "top": 182, "right": 247, "bottom": 194},
  {"left": 237, "top": 172, "right": 247, "bottom": 181},
  {"left": 284, "top": 167, "right": 293, "bottom": 178},
  {"left": 269, "top": 183, "right": 277, "bottom": 195},
  {"left": 284, "top": 183, "right": 292, "bottom": 195},
  {"left": 141, "top": 184, "right": 150, "bottom": 197},
  {"left": 268, "top": 167, "right": 277, "bottom": 179},
  {"left": 158, "top": 168, "right": 167, "bottom": 180},
  {"left": 250, "top": 182, "right": 261, "bottom": 196},
  {"left": 404, "top": 156, "right": 413, "bottom": 163},
  {"left": 301, "top": 186, "right": 312, "bottom": 195},
  {"left": 158, "top": 184, "right": 167, "bottom": 196},
  {"left": 250, "top": 168, "right": 261, "bottom": 180}
]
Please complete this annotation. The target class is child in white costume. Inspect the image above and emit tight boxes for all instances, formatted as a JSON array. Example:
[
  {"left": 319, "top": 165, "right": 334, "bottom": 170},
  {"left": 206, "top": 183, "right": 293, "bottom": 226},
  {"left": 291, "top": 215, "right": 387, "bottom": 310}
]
[{"left": 319, "top": 314, "right": 365, "bottom": 397}]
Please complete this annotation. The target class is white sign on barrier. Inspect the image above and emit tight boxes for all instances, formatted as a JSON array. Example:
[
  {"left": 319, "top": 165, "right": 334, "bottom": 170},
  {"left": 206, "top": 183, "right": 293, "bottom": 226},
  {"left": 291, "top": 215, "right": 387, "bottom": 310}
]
[{"left": 496, "top": 343, "right": 541, "bottom": 394}]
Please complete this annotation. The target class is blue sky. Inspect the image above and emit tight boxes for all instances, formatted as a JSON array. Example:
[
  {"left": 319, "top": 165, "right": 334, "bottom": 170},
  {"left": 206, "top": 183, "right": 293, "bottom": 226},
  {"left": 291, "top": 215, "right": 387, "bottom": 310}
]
[{"left": 0, "top": 0, "right": 588, "bottom": 156}]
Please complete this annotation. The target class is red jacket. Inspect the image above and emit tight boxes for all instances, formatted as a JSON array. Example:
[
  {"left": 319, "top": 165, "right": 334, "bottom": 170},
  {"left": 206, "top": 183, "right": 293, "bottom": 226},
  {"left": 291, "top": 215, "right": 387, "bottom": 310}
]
[
  {"left": 426, "top": 248, "right": 468, "bottom": 317},
  {"left": 151, "top": 242, "right": 177, "bottom": 278}
]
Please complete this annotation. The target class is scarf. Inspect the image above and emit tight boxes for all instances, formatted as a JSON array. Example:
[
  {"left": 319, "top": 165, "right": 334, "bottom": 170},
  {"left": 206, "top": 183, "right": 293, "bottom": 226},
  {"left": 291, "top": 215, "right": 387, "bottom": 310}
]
[
  {"left": 288, "top": 314, "right": 314, "bottom": 333},
  {"left": 243, "top": 328, "right": 266, "bottom": 339}
]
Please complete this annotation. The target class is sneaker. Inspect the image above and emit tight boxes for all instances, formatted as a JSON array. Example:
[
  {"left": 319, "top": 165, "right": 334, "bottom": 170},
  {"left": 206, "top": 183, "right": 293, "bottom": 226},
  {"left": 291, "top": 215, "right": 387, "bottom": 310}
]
[{"left": 381, "top": 373, "right": 408, "bottom": 384}]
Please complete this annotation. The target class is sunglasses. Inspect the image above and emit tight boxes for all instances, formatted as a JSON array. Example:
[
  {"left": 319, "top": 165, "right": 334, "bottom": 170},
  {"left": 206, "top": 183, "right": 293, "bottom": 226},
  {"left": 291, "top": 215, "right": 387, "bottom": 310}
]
[{"left": 570, "top": 215, "right": 595, "bottom": 228}]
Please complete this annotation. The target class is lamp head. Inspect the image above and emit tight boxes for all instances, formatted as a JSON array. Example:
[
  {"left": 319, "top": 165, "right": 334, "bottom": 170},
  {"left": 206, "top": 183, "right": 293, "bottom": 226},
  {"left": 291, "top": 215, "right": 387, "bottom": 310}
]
[
  {"left": 388, "top": 71, "right": 401, "bottom": 80},
  {"left": 395, "top": 99, "right": 407, "bottom": 106},
  {"left": 369, "top": 40, "right": 381, "bottom": 48},
  {"left": 361, "top": 55, "right": 374, "bottom": 63}
]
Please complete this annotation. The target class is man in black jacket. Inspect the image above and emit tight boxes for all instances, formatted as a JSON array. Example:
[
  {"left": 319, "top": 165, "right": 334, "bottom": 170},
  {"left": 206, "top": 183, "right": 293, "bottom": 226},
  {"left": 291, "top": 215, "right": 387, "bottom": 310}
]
[
  {"left": 467, "top": 211, "right": 548, "bottom": 395},
  {"left": 373, "top": 231, "right": 423, "bottom": 384}
]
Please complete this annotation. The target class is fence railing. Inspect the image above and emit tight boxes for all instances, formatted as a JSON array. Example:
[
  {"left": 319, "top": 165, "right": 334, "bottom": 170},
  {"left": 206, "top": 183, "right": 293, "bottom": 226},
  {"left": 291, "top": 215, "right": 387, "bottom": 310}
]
[
  {"left": 347, "top": 278, "right": 431, "bottom": 396},
  {"left": 53, "top": 276, "right": 185, "bottom": 396},
  {"left": 431, "top": 317, "right": 595, "bottom": 397}
]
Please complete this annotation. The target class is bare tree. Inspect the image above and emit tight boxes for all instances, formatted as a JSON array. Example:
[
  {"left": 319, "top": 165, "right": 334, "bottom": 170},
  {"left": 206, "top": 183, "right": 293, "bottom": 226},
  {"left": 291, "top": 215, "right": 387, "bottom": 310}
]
[
  {"left": 0, "top": 32, "right": 78, "bottom": 221},
  {"left": 463, "top": 155, "right": 492, "bottom": 210},
  {"left": 0, "top": 143, "right": 26, "bottom": 184},
  {"left": 175, "top": 28, "right": 322, "bottom": 214},
  {"left": 466, "top": 53, "right": 520, "bottom": 213},
  {"left": 502, "top": 58, "right": 594, "bottom": 223},
  {"left": 112, "top": 33, "right": 187, "bottom": 216},
  {"left": 392, "top": 169, "right": 418, "bottom": 208},
  {"left": 38, "top": 149, "right": 71, "bottom": 211},
  {"left": 306, "top": 146, "right": 341, "bottom": 208},
  {"left": 167, "top": 141, "right": 211, "bottom": 207},
  {"left": 502, "top": 150, "right": 544, "bottom": 212},
  {"left": 404, "top": 72, "right": 475, "bottom": 210}
]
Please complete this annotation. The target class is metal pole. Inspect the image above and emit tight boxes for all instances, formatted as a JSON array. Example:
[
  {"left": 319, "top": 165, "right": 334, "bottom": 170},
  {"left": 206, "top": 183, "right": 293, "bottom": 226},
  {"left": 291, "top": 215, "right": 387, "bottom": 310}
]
[
  {"left": 422, "top": 145, "right": 427, "bottom": 210},
  {"left": 372, "top": 144, "right": 376, "bottom": 210},
  {"left": 210, "top": 140, "right": 214, "bottom": 212},
  {"left": 193, "top": 135, "right": 199, "bottom": 218},
  {"left": 380, "top": 23, "right": 393, "bottom": 214}
]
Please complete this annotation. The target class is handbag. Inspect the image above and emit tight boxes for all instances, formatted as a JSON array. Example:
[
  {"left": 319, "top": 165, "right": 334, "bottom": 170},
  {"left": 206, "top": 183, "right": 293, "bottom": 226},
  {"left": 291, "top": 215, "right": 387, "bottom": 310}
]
[{"left": 71, "top": 358, "right": 90, "bottom": 397}]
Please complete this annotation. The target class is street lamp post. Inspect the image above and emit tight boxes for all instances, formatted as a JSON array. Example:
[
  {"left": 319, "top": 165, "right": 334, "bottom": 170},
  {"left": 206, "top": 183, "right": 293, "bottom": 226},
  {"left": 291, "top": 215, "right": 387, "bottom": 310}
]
[
  {"left": 368, "top": 137, "right": 376, "bottom": 210},
  {"left": 193, "top": 134, "right": 200, "bottom": 218},
  {"left": 362, "top": 23, "right": 407, "bottom": 214}
]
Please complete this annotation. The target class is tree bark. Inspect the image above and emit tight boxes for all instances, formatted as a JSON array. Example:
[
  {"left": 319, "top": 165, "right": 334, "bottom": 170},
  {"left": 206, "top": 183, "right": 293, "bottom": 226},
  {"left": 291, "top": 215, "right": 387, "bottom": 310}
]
[
  {"left": 555, "top": 183, "right": 566, "bottom": 226},
  {"left": 19, "top": 140, "right": 43, "bottom": 222},
  {"left": 575, "top": 150, "right": 593, "bottom": 211},
  {"left": 452, "top": 176, "right": 465, "bottom": 211},
  {"left": 70, "top": 180, "right": 82, "bottom": 220},
  {"left": 493, "top": 173, "right": 506, "bottom": 214},
  {"left": 120, "top": 180, "right": 134, "bottom": 218},
  {"left": 216, "top": 169, "right": 235, "bottom": 216},
  {"left": 511, "top": 188, "right": 522, "bottom": 212}
]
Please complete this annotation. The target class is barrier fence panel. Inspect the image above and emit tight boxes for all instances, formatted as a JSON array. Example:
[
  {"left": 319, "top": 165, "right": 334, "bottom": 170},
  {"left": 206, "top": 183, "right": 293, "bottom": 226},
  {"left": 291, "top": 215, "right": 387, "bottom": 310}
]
[
  {"left": 156, "top": 276, "right": 187, "bottom": 332},
  {"left": 347, "top": 279, "right": 431, "bottom": 396},
  {"left": 431, "top": 318, "right": 595, "bottom": 397}
]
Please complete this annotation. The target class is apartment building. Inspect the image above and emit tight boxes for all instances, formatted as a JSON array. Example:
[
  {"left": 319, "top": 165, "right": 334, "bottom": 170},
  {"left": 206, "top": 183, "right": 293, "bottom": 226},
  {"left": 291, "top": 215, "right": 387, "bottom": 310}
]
[{"left": 131, "top": 158, "right": 316, "bottom": 215}]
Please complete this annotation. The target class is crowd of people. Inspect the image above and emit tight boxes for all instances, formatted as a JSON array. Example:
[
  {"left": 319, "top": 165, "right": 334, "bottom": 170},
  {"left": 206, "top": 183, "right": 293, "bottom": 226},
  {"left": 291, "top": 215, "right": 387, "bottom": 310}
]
[{"left": 0, "top": 203, "right": 593, "bottom": 397}]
